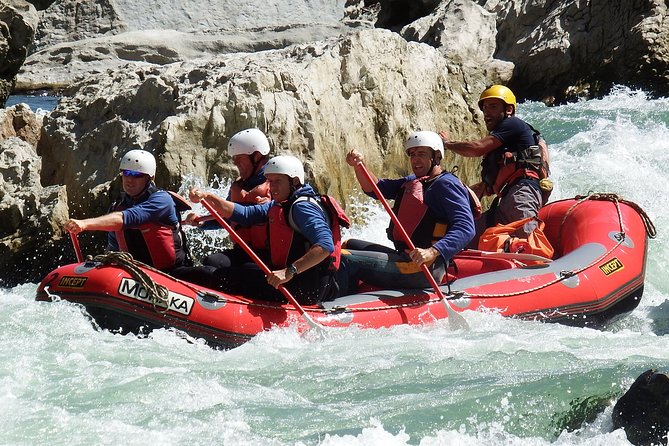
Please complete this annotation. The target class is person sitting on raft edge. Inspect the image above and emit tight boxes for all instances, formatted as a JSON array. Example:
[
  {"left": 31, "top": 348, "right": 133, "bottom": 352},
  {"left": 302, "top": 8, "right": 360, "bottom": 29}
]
[
  {"left": 63, "top": 149, "right": 193, "bottom": 276},
  {"left": 337, "top": 130, "right": 476, "bottom": 295},
  {"left": 183, "top": 128, "right": 272, "bottom": 269},
  {"left": 439, "top": 84, "right": 553, "bottom": 246}
]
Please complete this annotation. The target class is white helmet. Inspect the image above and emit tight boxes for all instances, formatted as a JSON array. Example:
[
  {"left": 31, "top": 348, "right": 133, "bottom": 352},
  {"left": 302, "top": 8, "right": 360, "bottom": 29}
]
[
  {"left": 227, "top": 128, "right": 271, "bottom": 156},
  {"left": 264, "top": 155, "right": 305, "bottom": 185},
  {"left": 119, "top": 149, "right": 156, "bottom": 177},
  {"left": 404, "top": 131, "right": 444, "bottom": 159}
]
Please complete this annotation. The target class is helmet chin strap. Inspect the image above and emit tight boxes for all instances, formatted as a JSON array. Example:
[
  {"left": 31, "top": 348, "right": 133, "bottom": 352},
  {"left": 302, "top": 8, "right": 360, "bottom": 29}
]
[
  {"left": 289, "top": 178, "right": 301, "bottom": 197},
  {"left": 427, "top": 154, "right": 442, "bottom": 177},
  {"left": 249, "top": 153, "right": 261, "bottom": 175}
]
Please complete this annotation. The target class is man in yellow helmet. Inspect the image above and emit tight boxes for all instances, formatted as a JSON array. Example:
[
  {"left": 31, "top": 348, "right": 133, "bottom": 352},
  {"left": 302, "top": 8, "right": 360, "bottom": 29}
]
[{"left": 439, "top": 85, "right": 551, "bottom": 243}]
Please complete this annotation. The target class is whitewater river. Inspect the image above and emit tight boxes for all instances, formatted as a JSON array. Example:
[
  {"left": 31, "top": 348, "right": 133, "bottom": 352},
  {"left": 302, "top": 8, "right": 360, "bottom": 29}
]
[{"left": 1, "top": 87, "right": 668, "bottom": 445}]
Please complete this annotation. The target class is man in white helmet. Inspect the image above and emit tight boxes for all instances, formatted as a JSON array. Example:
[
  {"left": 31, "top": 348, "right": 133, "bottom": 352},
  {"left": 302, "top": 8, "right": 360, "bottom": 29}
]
[
  {"left": 340, "top": 131, "right": 475, "bottom": 294},
  {"left": 64, "top": 149, "right": 190, "bottom": 272},
  {"left": 184, "top": 128, "right": 272, "bottom": 268},
  {"left": 189, "top": 154, "right": 346, "bottom": 305}
]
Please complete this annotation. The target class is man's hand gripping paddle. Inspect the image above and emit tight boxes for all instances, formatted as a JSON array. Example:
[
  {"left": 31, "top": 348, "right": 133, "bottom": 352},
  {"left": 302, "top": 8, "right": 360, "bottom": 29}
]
[{"left": 355, "top": 162, "right": 469, "bottom": 330}]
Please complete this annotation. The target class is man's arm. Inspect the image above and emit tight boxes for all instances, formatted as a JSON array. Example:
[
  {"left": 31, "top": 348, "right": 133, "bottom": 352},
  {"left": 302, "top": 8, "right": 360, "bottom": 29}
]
[
  {"left": 189, "top": 188, "right": 235, "bottom": 217},
  {"left": 65, "top": 190, "right": 175, "bottom": 234},
  {"left": 346, "top": 149, "right": 378, "bottom": 193},
  {"left": 439, "top": 132, "right": 502, "bottom": 157},
  {"left": 427, "top": 177, "right": 476, "bottom": 260},
  {"left": 64, "top": 212, "right": 124, "bottom": 234},
  {"left": 266, "top": 244, "right": 330, "bottom": 288}
]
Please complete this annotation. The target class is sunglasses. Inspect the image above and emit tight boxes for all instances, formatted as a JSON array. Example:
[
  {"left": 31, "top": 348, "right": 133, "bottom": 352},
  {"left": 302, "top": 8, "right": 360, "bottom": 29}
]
[{"left": 121, "top": 169, "right": 146, "bottom": 178}]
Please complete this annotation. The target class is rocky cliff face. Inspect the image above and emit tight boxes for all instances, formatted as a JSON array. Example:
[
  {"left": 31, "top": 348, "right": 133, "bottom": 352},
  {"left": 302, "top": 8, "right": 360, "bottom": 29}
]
[
  {"left": 485, "top": 0, "right": 669, "bottom": 103},
  {"left": 0, "top": 106, "right": 69, "bottom": 286},
  {"left": 369, "top": 0, "right": 669, "bottom": 103},
  {"left": 38, "top": 29, "right": 486, "bottom": 217},
  {"left": 12, "top": 0, "right": 669, "bottom": 101},
  {"left": 0, "top": 0, "right": 38, "bottom": 106},
  {"left": 18, "top": 0, "right": 357, "bottom": 90}
]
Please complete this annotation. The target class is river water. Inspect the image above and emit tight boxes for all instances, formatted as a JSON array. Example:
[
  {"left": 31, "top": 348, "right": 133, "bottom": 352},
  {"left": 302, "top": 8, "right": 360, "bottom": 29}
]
[
  {"left": 5, "top": 93, "right": 60, "bottom": 115},
  {"left": 1, "top": 87, "right": 668, "bottom": 445}
]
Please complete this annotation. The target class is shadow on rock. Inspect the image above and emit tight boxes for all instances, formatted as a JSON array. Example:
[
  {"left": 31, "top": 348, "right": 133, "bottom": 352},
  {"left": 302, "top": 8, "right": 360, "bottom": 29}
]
[{"left": 613, "top": 369, "right": 669, "bottom": 446}]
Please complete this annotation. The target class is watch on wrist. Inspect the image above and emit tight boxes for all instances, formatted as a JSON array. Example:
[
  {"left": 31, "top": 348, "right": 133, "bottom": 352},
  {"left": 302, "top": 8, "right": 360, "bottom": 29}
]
[{"left": 287, "top": 263, "right": 298, "bottom": 276}]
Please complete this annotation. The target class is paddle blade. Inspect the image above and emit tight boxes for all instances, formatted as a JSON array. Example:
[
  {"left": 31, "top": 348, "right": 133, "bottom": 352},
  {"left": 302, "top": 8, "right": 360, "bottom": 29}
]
[{"left": 444, "top": 302, "right": 469, "bottom": 330}]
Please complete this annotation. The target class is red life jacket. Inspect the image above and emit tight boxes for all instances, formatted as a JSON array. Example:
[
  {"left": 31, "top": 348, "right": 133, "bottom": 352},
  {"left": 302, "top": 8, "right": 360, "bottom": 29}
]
[
  {"left": 269, "top": 194, "right": 350, "bottom": 271},
  {"left": 388, "top": 175, "right": 449, "bottom": 252},
  {"left": 113, "top": 187, "right": 187, "bottom": 271},
  {"left": 481, "top": 125, "right": 549, "bottom": 197},
  {"left": 229, "top": 178, "right": 271, "bottom": 251}
]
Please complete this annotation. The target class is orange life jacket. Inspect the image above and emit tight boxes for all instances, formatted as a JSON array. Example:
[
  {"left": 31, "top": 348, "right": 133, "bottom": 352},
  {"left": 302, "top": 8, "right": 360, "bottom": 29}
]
[{"left": 229, "top": 178, "right": 271, "bottom": 251}]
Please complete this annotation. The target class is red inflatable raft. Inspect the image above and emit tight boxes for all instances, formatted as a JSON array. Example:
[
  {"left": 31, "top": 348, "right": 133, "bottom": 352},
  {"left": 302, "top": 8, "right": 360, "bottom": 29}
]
[{"left": 35, "top": 194, "right": 655, "bottom": 348}]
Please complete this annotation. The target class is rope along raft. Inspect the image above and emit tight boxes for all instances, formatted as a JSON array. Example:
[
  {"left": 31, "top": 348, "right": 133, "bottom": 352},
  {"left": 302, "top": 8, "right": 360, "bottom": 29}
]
[
  {"left": 461, "top": 192, "right": 656, "bottom": 300},
  {"left": 93, "top": 252, "right": 171, "bottom": 313}
]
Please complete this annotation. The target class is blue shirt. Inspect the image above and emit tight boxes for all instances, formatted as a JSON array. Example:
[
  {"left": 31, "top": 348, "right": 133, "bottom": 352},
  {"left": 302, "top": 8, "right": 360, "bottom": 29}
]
[
  {"left": 371, "top": 173, "right": 475, "bottom": 261},
  {"left": 230, "top": 184, "right": 335, "bottom": 253},
  {"left": 490, "top": 116, "right": 537, "bottom": 149},
  {"left": 108, "top": 187, "right": 179, "bottom": 251}
]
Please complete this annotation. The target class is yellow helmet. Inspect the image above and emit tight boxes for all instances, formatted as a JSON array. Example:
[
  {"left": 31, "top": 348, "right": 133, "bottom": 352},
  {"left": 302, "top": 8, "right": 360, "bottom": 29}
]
[{"left": 478, "top": 85, "right": 517, "bottom": 111}]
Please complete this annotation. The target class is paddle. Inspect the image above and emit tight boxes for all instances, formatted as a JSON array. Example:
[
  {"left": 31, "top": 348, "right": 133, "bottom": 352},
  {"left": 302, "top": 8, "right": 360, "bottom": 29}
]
[
  {"left": 198, "top": 198, "right": 324, "bottom": 331},
  {"left": 459, "top": 249, "right": 553, "bottom": 263},
  {"left": 355, "top": 162, "right": 470, "bottom": 330},
  {"left": 70, "top": 232, "right": 84, "bottom": 263}
]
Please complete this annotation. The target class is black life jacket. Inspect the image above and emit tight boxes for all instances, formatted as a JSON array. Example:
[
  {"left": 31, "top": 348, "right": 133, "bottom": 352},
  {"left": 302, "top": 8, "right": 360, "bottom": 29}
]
[{"left": 481, "top": 123, "right": 549, "bottom": 196}]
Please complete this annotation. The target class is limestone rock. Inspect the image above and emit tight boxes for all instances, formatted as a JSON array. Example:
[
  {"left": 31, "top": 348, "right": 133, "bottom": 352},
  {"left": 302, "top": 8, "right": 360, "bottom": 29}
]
[
  {"left": 344, "top": 0, "right": 380, "bottom": 25},
  {"left": 0, "top": 0, "right": 39, "bottom": 105},
  {"left": 0, "top": 102, "right": 43, "bottom": 146},
  {"left": 0, "top": 137, "right": 70, "bottom": 286},
  {"left": 14, "top": 0, "right": 669, "bottom": 102},
  {"left": 17, "top": 25, "right": 361, "bottom": 91},
  {"left": 485, "top": 0, "right": 669, "bottom": 102},
  {"left": 32, "top": 0, "right": 127, "bottom": 51},
  {"left": 37, "top": 29, "right": 486, "bottom": 223},
  {"left": 17, "top": 0, "right": 359, "bottom": 91},
  {"left": 367, "top": 0, "right": 669, "bottom": 103},
  {"left": 25, "top": 0, "right": 56, "bottom": 10},
  {"left": 397, "top": 0, "right": 513, "bottom": 82}
]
